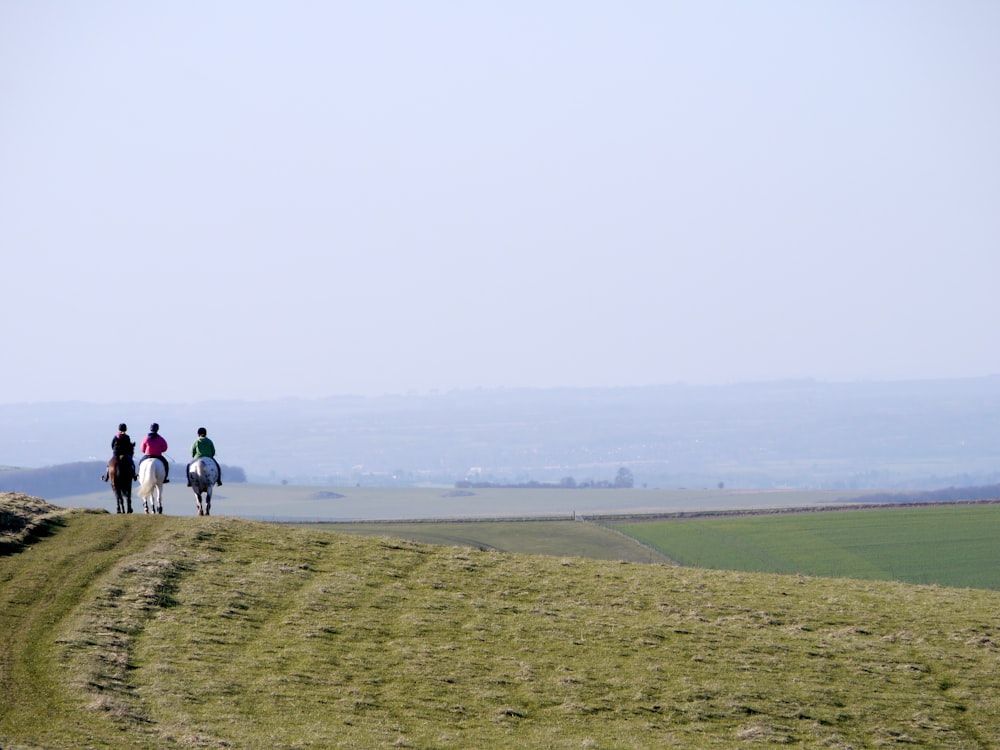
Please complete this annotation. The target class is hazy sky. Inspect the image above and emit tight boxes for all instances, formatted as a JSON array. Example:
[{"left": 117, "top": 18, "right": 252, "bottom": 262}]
[{"left": 2, "top": 2, "right": 998, "bottom": 404}]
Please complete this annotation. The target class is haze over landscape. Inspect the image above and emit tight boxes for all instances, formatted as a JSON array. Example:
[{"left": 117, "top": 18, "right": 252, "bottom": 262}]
[
  {"left": 6, "top": 10, "right": 1000, "bottom": 748},
  {"left": 3, "top": 379, "right": 1000, "bottom": 498},
  {"left": 2, "top": 2, "right": 999, "bottom": 406},
  {"left": 6, "top": 9, "right": 1000, "bottom": 746}
]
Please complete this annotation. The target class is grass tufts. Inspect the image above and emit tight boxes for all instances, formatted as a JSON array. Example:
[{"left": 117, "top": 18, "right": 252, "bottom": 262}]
[{"left": 1, "top": 500, "right": 1000, "bottom": 748}]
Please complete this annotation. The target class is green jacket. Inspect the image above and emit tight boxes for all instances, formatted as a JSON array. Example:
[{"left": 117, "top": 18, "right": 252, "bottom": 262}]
[{"left": 191, "top": 436, "right": 216, "bottom": 459}]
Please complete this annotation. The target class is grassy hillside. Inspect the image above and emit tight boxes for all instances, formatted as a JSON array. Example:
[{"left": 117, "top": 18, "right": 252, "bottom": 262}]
[{"left": 2, "top": 494, "right": 1000, "bottom": 748}]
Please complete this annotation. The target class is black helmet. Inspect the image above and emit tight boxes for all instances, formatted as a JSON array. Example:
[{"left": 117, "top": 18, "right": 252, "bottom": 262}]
[
  {"left": 150, "top": 423, "right": 159, "bottom": 432},
  {"left": 118, "top": 423, "right": 127, "bottom": 432}
]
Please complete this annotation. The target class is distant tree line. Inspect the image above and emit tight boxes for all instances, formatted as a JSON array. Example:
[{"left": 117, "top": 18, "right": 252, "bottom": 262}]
[
  {"left": 858, "top": 484, "right": 1000, "bottom": 505},
  {"left": 457, "top": 467, "right": 634, "bottom": 490}
]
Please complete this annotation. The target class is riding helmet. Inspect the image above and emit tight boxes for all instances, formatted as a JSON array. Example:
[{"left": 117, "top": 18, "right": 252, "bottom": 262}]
[
  {"left": 150, "top": 423, "right": 159, "bottom": 432},
  {"left": 118, "top": 423, "right": 127, "bottom": 432}
]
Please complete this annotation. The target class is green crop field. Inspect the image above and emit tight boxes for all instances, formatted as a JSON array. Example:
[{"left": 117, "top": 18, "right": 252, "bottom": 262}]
[{"left": 613, "top": 503, "right": 1000, "bottom": 590}]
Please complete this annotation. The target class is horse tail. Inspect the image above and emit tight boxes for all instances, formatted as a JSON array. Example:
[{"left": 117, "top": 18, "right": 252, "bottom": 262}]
[{"left": 137, "top": 460, "right": 161, "bottom": 496}]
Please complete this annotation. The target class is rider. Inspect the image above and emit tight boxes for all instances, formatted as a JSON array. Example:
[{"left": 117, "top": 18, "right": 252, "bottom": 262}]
[
  {"left": 140, "top": 423, "right": 170, "bottom": 482},
  {"left": 188, "top": 427, "right": 223, "bottom": 486},
  {"left": 102, "top": 422, "right": 136, "bottom": 482}
]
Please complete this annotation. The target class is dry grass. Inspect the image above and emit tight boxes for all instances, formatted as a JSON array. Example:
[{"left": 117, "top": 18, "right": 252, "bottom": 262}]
[{"left": 0, "top": 492, "right": 74, "bottom": 550}]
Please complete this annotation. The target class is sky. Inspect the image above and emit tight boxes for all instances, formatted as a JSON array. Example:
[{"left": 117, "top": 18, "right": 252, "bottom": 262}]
[{"left": 2, "top": 1, "right": 999, "bottom": 404}]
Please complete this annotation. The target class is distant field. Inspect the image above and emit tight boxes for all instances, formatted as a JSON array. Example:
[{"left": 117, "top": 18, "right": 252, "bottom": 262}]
[
  {"left": 43, "top": 486, "right": 1000, "bottom": 589},
  {"left": 613, "top": 503, "right": 1000, "bottom": 590},
  {"left": 56, "top": 483, "right": 875, "bottom": 521}
]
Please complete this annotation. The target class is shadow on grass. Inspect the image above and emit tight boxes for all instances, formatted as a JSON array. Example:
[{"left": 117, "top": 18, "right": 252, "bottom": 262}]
[{"left": 152, "top": 560, "right": 191, "bottom": 609}]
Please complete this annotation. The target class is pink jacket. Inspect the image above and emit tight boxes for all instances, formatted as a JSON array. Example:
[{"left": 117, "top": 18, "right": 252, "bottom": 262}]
[{"left": 141, "top": 433, "right": 168, "bottom": 456}]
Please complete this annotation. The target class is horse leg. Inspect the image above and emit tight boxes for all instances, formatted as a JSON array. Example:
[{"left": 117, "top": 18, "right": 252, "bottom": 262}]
[
  {"left": 110, "top": 466, "right": 121, "bottom": 513},
  {"left": 196, "top": 490, "right": 204, "bottom": 516},
  {"left": 116, "top": 474, "right": 128, "bottom": 514},
  {"left": 205, "top": 488, "right": 211, "bottom": 516}
]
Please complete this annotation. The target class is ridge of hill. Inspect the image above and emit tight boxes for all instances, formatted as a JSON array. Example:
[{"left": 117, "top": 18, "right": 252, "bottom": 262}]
[
  {"left": 1, "top": 494, "right": 999, "bottom": 748},
  {"left": 0, "top": 492, "right": 72, "bottom": 551}
]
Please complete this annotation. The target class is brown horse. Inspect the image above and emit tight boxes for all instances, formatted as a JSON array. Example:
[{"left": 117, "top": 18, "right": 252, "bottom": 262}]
[{"left": 107, "top": 455, "right": 134, "bottom": 514}]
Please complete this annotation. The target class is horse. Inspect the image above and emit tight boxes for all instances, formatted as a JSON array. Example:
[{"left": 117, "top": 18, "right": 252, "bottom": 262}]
[
  {"left": 106, "top": 455, "right": 134, "bottom": 514},
  {"left": 137, "top": 457, "right": 166, "bottom": 514},
  {"left": 187, "top": 457, "right": 219, "bottom": 516}
]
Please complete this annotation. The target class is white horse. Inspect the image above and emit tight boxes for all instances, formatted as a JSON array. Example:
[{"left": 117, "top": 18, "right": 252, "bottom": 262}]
[
  {"left": 188, "top": 457, "right": 219, "bottom": 516},
  {"left": 137, "top": 458, "right": 166, "bottom": 514}
]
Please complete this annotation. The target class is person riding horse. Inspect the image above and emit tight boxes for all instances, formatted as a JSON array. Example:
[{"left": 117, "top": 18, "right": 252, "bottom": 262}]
[
  {"left": 187, "top": 427, "right": 223, "bottom": 486},
  {"left": 140, "top": 423, "right": 170, "bottom": 482},
  {"left": 102, "top": 422, "right": 136, "bottom": 482}
]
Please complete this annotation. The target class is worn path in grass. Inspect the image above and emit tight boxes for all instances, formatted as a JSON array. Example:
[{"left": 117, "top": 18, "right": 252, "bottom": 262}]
[{"left": 0, "top": 509, "right": 174, "bottom": 749}]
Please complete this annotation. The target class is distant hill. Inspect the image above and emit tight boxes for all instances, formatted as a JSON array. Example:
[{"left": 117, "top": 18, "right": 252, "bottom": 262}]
[
  {"left": 3, "top": 377, "right": 1000, "bottom": 489},
  {"left": 0, "top": 461, "right": 107, "bottom": 498},
  {"left": 0, "top": 461, "right": 246, "bottom": 499}
]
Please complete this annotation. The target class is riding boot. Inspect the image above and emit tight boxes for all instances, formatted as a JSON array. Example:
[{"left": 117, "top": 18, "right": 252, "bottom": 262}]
[{"left": 157, "top": 456, "right": 170, "bottom": 482}]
